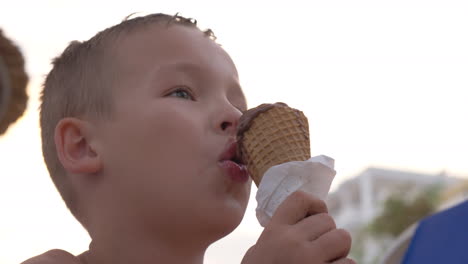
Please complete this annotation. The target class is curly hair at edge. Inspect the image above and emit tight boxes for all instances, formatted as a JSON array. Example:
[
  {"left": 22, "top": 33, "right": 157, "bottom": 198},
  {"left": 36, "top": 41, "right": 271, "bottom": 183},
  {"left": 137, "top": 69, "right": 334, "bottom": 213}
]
[
  {"left": 0, "top": 29, "right": 29, "bottom": 135},
  {"left": 40, "top": 13, "right": 217, "bottom": 221}
]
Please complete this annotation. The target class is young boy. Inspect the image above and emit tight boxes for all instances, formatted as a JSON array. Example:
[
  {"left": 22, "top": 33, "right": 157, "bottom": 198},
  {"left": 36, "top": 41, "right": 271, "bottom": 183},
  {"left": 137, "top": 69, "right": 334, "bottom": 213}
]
[{"left": 23, "top": 13, "right": 353, "bottom": 264}]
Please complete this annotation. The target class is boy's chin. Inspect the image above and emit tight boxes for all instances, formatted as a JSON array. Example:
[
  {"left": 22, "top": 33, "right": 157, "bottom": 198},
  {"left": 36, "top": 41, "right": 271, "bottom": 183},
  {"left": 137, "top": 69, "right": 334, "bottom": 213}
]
[
  {"left": 211, "top": 208, "right": 245, "bottom": 234},
  {"left": 205, "top": 215, "right": 244, "bottom": 242}
]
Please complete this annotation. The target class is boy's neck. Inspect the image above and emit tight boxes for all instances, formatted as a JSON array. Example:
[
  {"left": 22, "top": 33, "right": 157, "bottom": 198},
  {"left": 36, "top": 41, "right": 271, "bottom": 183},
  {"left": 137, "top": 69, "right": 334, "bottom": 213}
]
[{"left": 82, "top": 235, "right": 206, "bottom": 264}]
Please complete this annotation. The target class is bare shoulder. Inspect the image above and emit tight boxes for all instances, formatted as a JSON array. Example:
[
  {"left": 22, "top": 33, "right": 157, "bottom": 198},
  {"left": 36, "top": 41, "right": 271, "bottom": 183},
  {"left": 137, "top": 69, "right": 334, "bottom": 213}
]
[{"left": 21, "top": 249, "right": 82, "bottom": 264}]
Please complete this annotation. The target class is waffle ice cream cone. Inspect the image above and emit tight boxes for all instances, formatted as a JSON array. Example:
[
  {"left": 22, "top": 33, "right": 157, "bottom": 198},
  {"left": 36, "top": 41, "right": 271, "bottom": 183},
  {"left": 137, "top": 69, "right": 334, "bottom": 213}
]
[{"left": 237, "top": 103, "right": 311, "bottom": 186}]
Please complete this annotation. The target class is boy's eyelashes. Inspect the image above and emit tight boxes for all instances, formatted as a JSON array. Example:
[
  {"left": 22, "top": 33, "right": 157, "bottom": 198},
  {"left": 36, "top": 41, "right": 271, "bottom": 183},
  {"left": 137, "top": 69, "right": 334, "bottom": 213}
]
[
  {"left": 164, "top": 85, "right": 246, "bottom": 112},
  {"left": 166, "top": 86, "right": 196, "bottom": 101}
]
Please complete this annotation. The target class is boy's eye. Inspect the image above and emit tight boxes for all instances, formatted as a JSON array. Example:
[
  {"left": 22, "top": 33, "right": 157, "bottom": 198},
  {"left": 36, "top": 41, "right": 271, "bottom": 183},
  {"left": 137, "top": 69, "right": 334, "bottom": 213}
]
[{"left": 167, "top": 87, "right": 195, "bottom": 101}]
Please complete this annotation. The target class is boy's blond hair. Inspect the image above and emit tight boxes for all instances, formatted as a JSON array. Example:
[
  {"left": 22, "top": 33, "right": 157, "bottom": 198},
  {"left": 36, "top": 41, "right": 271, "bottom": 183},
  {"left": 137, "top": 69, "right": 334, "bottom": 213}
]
[{"left": 40, "top": 13, "right": 216, "bottom": 218}]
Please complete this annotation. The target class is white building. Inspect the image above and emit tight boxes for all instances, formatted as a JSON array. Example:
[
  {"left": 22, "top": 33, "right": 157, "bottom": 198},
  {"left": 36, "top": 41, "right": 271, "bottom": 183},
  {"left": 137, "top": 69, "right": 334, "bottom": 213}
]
[{"left": 326, "top": 167, "right": 462, "bottom": 263}]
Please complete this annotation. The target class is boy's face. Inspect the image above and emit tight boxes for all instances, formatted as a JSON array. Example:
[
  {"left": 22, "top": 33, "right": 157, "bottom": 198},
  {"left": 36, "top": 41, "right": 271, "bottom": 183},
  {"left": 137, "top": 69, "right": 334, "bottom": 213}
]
[{"left": 91, "top": 24, "right": 251, "bottom": 241}]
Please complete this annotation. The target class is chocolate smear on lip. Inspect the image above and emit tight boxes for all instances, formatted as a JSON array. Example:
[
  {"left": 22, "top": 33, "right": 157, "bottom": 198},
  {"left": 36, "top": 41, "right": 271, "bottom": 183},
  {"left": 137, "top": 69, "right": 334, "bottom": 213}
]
[{"left": 236, "top": 102, "right": 309, "bottom": 162}]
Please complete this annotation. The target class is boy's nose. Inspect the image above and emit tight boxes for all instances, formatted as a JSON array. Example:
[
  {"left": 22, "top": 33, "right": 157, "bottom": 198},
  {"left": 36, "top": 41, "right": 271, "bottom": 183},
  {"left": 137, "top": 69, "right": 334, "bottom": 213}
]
[{"left": 215, "top": 105, "right": 242, "bottom": 135}]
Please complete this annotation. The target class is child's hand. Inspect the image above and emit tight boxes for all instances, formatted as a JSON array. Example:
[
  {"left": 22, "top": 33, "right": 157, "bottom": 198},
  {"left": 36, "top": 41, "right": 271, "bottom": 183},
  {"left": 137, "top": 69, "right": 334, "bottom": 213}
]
[{"left": 242, "top": 191, "right": 354, "bottom": 264}]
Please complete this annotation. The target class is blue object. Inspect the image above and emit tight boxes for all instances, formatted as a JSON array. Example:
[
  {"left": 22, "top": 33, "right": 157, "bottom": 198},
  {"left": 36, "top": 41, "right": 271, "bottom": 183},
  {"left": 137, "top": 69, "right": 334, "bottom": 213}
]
[{"left": 403, "top": 200, "right": 468, "bottom": 264}]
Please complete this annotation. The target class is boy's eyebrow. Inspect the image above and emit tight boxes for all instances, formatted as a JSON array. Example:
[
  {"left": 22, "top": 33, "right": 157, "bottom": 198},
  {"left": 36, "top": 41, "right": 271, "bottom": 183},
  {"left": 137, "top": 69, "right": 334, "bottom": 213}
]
[{"left": 154, "top": 62, "right": 204, "bottom": 75}]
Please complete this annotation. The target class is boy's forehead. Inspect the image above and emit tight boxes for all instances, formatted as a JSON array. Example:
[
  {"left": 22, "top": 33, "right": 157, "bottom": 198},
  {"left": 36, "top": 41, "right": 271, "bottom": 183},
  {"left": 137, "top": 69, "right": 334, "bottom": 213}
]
[
  {"left": 114, "top": 23, "right": 237, "bottom": 74},
  {"left": 111, "top": 23, "right": 244, "bottom": 101},
  {"left": 118, "top": 24, "right": 225, "bottom": 57}
]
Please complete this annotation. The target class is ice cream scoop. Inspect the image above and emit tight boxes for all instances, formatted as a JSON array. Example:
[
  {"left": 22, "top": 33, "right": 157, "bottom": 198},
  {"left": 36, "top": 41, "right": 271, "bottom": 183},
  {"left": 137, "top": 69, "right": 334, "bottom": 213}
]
[{"left": 237, "top": 102, "right": 311, "bottom": 186}]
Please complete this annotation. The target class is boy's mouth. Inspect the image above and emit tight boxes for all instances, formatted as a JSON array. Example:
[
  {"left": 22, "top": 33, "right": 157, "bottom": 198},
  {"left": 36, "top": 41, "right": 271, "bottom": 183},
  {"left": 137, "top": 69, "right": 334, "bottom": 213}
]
[
  {"left": 218, "top": 141, "right": 249, "bottom": 183},
  {"left": 219, "top": 141, "right": 245, "bottom": 165}
]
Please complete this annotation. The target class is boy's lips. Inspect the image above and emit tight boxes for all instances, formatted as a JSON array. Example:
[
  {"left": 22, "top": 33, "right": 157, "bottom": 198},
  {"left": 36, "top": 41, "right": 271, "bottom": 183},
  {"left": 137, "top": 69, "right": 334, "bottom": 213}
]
[{"left": 218, "top": 141, "right": 249, "bottom": 183}]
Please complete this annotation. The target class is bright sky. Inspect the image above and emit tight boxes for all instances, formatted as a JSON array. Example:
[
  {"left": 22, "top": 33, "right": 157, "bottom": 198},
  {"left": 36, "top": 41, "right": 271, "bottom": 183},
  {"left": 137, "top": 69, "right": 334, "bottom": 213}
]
[{"left": 1, "top": 1, "right": 467, "bottom": 263}]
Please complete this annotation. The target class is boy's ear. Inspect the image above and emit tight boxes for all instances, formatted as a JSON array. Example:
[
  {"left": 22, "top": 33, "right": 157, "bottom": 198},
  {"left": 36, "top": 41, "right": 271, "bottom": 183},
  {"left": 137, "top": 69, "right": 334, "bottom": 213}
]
[{"left": 54, "top": 117, "right": 102, "bottom": 175}]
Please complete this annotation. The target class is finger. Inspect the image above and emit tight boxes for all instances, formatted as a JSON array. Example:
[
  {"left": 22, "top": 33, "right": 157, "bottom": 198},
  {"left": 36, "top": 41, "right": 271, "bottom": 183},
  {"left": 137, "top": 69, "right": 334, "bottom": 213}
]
[
  {"left": 295, "top": 213, "right": 336, "bottom": 241},
  {"left": 311, "top": 228, "right": 352, "bottom": 262},
  {"left": 270, "top": 190, "right": 328, "bottom": 225},
  {"left": 330, "top": 258, "right": 356, "bottom": 264}
]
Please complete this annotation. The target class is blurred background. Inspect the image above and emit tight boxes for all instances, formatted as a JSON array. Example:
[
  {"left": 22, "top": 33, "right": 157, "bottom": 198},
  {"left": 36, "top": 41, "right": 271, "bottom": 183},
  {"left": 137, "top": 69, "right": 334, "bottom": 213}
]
[{"left": 1, "top": 0, "right": 467, "bottom": 263}]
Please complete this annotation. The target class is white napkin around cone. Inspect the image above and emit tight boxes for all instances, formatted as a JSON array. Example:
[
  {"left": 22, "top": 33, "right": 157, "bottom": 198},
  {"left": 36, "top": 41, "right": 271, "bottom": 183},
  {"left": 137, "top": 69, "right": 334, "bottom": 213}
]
[{"left": 255, "top": 155, "right": 336, "bottom": 227}]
